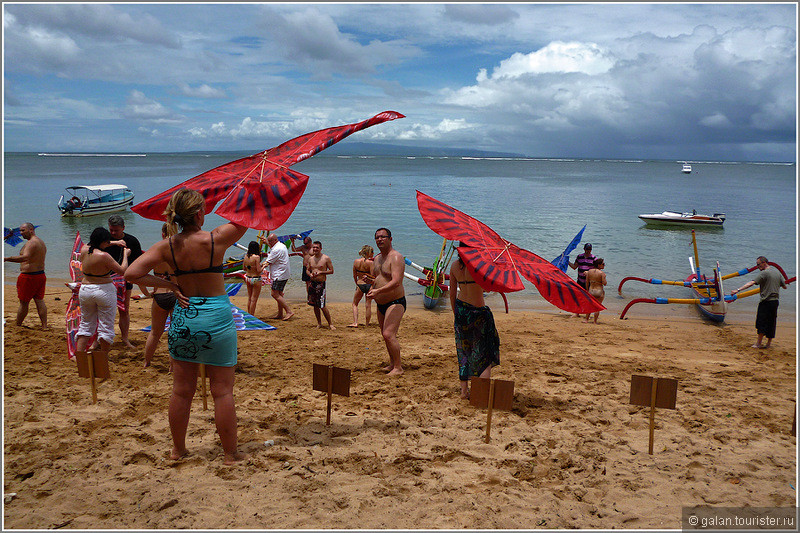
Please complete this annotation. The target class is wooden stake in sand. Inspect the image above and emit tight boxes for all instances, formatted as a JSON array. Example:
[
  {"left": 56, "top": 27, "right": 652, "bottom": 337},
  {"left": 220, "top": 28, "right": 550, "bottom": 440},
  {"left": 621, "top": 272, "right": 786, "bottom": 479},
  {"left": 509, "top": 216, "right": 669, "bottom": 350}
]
[
  {"left": 75, "top": 350, "right": 110, "bottom": 404},
  {"left": 469, "top": 377, "right": 514, "bottom": 443},
  {"left": 312, "top": 363, "right": 351, "bottom": 425},
  {"left": 629, "top": 375, "right": 678, "bottom": 454},
  {"left": 199, "top": 364, "right": 208, "bottom": 410}
]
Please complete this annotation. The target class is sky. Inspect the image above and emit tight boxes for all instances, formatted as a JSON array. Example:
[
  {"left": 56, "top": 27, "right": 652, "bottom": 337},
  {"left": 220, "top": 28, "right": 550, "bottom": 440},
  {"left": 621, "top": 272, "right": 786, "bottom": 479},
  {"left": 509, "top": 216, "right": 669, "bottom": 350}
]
[{"left": 3, "top": 2, "right": 797, "bottom": 162}]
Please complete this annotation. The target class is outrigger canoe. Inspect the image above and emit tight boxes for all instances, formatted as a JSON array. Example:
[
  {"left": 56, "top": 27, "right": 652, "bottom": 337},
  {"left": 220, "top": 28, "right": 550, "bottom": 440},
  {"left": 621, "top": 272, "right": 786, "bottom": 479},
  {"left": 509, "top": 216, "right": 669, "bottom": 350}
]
[{"left": 619, "top": 229, "right": 795, "bottom": 321}]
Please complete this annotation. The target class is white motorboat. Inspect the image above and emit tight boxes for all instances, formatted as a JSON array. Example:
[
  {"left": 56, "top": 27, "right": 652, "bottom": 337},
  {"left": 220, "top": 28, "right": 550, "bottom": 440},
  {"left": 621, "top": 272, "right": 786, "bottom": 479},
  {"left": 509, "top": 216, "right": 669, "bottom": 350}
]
[
  {"left": 58, "top": 184, "right": 135, "bottom": 217},
  {"left": 638, "top": 210, "right": 725, "bottom": 227},
  {"left": 682, "top": 163, "right": 692, "bottom": 173}
]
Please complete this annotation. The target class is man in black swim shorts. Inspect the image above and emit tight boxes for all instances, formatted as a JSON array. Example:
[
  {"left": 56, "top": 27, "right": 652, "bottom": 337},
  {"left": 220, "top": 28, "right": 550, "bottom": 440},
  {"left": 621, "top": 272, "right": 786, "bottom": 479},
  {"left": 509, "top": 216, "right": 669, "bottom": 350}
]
[{"left": 367, "top": 228, "right": 406, "bottom": 376}]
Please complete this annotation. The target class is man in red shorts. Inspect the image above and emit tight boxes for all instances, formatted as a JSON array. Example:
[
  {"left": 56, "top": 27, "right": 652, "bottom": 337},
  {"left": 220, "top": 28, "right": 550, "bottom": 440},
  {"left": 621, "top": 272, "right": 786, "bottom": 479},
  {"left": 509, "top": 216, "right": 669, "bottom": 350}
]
[{"left": 4, "top": 223, "right": 48, "bottom": 328}]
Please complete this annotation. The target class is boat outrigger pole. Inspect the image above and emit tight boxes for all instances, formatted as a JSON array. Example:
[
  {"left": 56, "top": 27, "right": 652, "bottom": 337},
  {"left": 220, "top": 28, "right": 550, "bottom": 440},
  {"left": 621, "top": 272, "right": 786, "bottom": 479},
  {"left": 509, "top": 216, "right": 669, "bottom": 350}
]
[{"left": 617, "top": 228, "right": 796, "bottom": 320}]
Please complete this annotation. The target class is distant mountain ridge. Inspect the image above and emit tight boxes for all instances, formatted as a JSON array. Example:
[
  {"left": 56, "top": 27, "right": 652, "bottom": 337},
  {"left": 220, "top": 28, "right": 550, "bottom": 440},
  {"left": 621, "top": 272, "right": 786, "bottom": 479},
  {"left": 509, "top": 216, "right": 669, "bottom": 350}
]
[{"left": 321, "top": 142, "right": 525, "bottom": 158}]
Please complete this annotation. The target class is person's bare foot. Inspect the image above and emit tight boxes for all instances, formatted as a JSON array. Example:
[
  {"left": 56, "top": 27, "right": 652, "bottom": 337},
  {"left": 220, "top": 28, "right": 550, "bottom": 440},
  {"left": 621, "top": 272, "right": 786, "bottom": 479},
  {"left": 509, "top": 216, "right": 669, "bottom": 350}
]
[
  {"left": 460, "top": 392, "right": 470, "bottom": 400},
  {"left": 123, "top": 340, "right": 135, "bottom": 349},
  {"left": 387, "top": 367, "right": 404, "bottom": 376},
  {"left": 383, "top": 364, "right": 393, "bottom": 372},
  {"left": 282, "top": 312, "right": 294, "bottom": 321},
  {"left": 752, "top": 344, "right": 762, "bottom": 349},
  {"left": 328, "top": 325, "right": 336, "bottom": 330},
  {"left": 223, "top": 451, "right": 248, "bottom": 465},
  {"left": 269, "top": 314, "right": 283, "bottom": 320},
  {"left": 170, "top": 448, "right": 189, "bottom": 461},
  {"left": 347, "top": 323, "right": 359, "bottom": 328}
]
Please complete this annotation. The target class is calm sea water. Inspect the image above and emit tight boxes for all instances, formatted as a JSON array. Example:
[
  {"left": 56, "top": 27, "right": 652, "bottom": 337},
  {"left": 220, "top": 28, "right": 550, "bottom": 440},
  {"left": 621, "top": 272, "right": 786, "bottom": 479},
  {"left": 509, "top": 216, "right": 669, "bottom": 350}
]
[{"left": 3, "top": 152, "right": 796, "bottom": 322}]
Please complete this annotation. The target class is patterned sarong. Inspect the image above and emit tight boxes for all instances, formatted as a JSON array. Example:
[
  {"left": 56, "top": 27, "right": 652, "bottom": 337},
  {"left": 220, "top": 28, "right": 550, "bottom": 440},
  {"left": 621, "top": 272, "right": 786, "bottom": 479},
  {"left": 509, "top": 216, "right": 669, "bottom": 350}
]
[
  {"left": 454, "top": 299, "right": 500, "bottom": 381},
  {"left": 168, "top": 295, "right": 237, "bottom": 367}
]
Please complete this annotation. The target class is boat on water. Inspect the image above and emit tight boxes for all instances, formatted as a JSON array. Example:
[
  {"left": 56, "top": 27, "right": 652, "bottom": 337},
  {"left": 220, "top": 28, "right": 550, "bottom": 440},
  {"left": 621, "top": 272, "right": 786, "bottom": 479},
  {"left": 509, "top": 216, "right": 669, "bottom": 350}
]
[
  {"left": 58, "top": 185, "right": 134, "bottom": 217},
  {"left": 682, "top": 162, "right": 692, "bottom": 173},
  {"left": 638, "top": 210, "right": 725, "bottom": 227}
]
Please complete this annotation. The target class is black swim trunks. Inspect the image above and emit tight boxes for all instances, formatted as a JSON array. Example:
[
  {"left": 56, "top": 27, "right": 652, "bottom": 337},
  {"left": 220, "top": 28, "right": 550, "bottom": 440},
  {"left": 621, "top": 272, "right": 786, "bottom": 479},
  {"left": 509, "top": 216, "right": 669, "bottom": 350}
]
[{"left": 376, "top": 296, "right": 406, "bottom": 315}]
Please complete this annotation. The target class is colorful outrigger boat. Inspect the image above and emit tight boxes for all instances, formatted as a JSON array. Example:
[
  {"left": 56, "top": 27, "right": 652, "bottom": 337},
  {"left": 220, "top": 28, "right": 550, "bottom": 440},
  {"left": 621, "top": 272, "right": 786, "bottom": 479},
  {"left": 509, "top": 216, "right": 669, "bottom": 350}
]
[
  {"left": 618, "top": 229, "right": 794, "bottom": 321},
  {"left": 404, "top": 239, "right": 454, "bottom": 309}
]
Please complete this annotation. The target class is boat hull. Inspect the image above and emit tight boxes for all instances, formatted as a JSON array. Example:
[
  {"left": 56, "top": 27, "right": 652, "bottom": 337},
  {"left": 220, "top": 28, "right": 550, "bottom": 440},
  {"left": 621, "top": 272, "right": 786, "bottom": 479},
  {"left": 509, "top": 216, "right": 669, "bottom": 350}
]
[
  {"left": 423, "top": 285, "right": 444, "bottom": 309},
  {"left": 59, "top": 198, "right": 134, "bottom": 217},
  {"left": 687, "top": 275, "right": 726, "bottom": 322},
  {"left": 639, "top": 215, "right": 724, "bottom": 227}
]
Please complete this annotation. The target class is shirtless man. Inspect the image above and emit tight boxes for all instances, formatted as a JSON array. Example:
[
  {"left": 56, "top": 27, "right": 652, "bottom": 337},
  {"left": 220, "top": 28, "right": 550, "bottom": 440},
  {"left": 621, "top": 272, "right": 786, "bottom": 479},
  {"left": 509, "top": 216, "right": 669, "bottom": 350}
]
[
  {"left": 291, "top": 234, "right": 314, "bottom": 290},
  {"left": 306, "top": 241, "right": 335, "bottom": 329},
  {"left": 367, "top": 228, "right": 406, "bottom": 375},
  {"left": 4, "top": 223, "right": 48, "bottom": 328}
]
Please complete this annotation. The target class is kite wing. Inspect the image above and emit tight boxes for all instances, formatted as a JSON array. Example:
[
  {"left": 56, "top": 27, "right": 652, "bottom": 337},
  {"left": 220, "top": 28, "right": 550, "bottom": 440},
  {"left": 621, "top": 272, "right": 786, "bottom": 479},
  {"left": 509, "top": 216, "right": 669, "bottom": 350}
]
[
  {"left": 552, "top": 224, "right": 586, "bottom": 273},
  {"left": 416, "top": 190, "right": 605, "bottom": 314},
  {"left": 4, "top": 225, "right": 40, "bottom": 247},
  {"left": 131, "top": 111, "right": 404, "bottom": 229},
  {"left": 4, "top": 227, "right": 23, "bottom": 247},
  {"left": 275, "top": 229, "right": 313, "bottom": 245},
  {"left": 262, "top": 111, "right": 405, "bottom": 166}
]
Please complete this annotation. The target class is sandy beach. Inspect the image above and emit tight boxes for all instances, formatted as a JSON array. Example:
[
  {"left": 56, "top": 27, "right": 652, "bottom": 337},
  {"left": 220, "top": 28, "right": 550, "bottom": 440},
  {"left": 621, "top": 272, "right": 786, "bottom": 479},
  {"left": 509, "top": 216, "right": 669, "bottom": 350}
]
[{"left": 3, "top": 279, "right": 797, "bottom": 529}]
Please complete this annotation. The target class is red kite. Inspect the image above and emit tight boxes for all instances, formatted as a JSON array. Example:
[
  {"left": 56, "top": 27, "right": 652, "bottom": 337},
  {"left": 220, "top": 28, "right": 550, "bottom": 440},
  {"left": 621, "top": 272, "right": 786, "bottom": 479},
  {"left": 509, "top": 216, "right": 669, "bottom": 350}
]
[
  {"left": 416, "top": 190, "right": 605, "bottom": 315},
  {"left": 132, "top": 111, "right": 405, "bottom": 230}
]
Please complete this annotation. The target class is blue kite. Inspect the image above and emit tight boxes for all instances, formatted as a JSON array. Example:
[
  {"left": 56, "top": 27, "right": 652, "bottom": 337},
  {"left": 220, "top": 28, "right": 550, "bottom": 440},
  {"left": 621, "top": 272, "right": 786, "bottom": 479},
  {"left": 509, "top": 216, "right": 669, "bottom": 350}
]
[
  {"left": 4, "top": 225, "right": 40, "bottom": 247},
  {"left": 551, "top": 225, "right": 587, "bottom": 273}
]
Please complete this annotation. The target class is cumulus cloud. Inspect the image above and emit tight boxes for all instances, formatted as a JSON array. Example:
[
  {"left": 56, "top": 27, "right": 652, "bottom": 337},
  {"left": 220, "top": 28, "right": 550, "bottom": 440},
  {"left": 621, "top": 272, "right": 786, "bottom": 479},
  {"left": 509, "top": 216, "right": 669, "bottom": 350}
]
[
  {"left": 395, "top": 119, "right": 472, "bottom": 141},
  {"left": 262, "top": 6, "right": 419, "bottom": 76},
  {"left": 180, "top": 84, "right": 227, "bottom": 99},
  {"left": 700, "top": 113, "right": 732, "bottom": 128},
  {"left": 442, "top": 25, "right": 796, "bottom": 154},
  {"left": 443, "top": 4, "right": 519, "bottom": 26},
  {"left": 488, "top": 42, "right": 615, "bottom": 79},
  {"left": 3, "top": 11, "right": 81, "bottom": 72},
  {"left": 124, "top": 90, "right": 183, "bottom": 123},
  {"left": 5, "top": 4, "right": 180, "bottom": 48}
]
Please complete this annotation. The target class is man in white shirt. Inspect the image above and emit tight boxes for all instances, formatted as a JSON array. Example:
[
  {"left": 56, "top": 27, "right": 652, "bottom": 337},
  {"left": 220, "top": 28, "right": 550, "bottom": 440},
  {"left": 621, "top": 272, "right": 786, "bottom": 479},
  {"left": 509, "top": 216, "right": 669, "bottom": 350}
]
[{"left": 263, "top": 233, "right": 294, "bottom": 321}]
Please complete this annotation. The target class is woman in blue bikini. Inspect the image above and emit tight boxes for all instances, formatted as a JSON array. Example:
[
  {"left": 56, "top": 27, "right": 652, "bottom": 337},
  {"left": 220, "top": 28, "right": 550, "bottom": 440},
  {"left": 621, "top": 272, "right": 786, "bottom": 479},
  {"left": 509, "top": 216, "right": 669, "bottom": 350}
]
[{"left": 125, "top": 188, "right": 248, "bottom": 465}]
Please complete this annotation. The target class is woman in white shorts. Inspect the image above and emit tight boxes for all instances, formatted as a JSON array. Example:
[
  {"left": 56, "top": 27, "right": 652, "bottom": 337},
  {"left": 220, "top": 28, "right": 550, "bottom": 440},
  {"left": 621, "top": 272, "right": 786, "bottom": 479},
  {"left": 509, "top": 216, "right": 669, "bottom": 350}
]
[{"left": 76, "top": 227, "right": 130, "bottom": 353}]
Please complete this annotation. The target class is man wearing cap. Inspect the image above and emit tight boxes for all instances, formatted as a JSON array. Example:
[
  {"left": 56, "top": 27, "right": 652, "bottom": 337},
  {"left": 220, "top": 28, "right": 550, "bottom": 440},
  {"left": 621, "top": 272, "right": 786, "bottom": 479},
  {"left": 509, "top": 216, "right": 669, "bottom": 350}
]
[{"left": 570, "top": 243, "right": 597, "bottom": 291}]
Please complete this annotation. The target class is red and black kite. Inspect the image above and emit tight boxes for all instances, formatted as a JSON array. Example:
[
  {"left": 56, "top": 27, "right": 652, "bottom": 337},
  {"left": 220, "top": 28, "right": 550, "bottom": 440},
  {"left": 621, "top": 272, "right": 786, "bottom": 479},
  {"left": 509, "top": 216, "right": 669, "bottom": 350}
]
[
  {"left": 132, "top": 111, "right": 405, "bottom": 230},
  {"left": 416, "top": 190, "right": 605, "bottom": 315}
]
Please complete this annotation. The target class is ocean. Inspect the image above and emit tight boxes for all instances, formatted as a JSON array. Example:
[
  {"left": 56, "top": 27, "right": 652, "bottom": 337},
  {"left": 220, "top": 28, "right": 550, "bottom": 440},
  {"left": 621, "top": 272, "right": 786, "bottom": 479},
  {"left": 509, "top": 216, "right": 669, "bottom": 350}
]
[{"left": 3, "top": 152, "right": 796, "bottom": 322}]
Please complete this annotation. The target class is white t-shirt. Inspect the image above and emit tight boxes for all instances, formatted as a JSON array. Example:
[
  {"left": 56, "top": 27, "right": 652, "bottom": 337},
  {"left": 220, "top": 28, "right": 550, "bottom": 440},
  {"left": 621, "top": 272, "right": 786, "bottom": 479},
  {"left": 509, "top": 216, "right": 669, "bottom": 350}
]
[{"left": 265, "top": 241, "right": 290, "bottom": 281}]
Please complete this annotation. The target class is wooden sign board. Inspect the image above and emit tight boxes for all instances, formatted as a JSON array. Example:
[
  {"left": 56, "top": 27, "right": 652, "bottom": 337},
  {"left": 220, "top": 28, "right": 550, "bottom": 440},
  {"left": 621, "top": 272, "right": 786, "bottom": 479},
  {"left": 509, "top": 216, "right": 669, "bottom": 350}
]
[
  {"left": 470, "top": 377, "right": 515, "bottom": 443},
  {"left": 630, "top": 375, "right": 677, "bottom": 410},
  {"left": 76, "top": 351, "right": 110, "bottom": 379},
  {"left": 470, "top": 377, "right": 514, "bottom": 410},
  {"left": 630, "top": 375, "right": 678, "bottom": 454},
  {"left": 313, "top": 364, "right": 352, "bottom": 426},
  {"left": 312, "top": 364, "right": 351, "bottom": 397}
]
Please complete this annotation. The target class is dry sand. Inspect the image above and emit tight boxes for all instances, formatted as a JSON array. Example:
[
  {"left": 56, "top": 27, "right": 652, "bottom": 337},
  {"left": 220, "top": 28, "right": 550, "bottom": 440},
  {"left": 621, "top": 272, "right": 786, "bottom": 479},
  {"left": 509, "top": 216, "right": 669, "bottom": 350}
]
[{"left": 3, "top": 280, "right": 797, "bottom": 529}]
